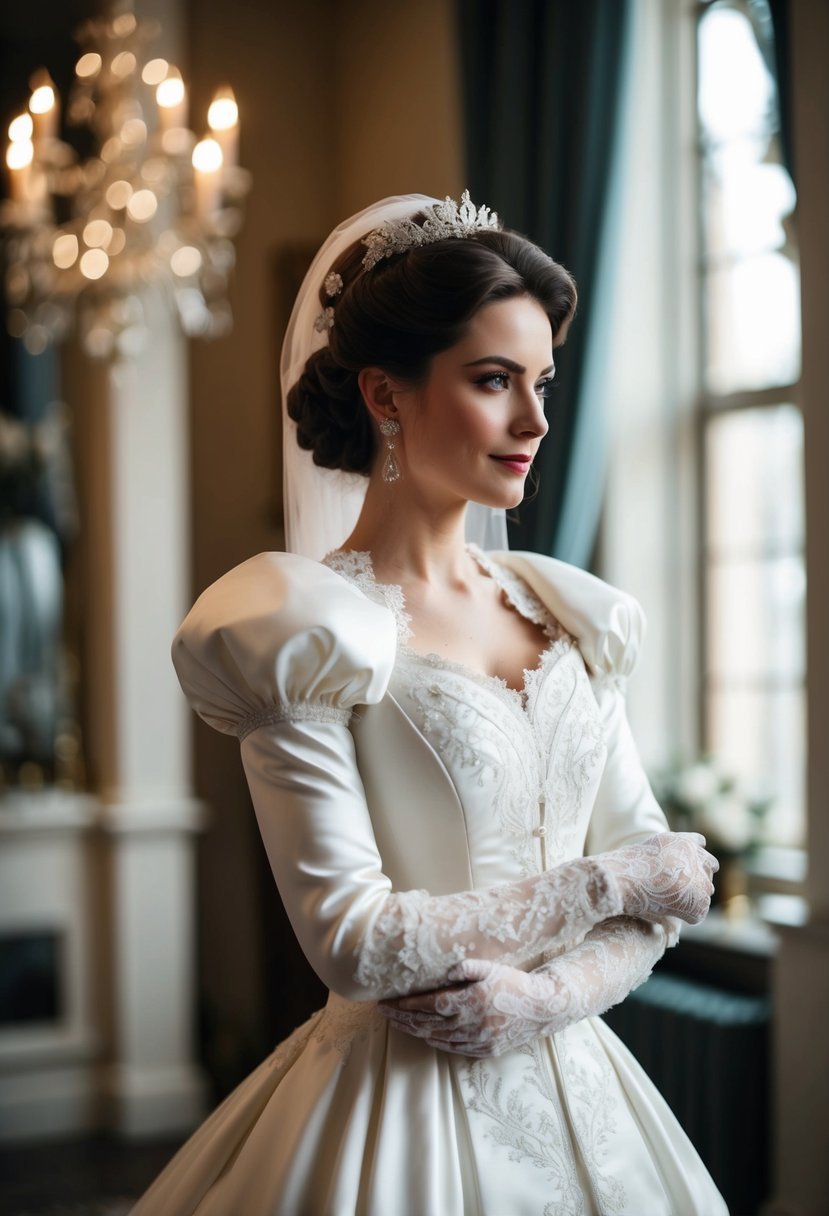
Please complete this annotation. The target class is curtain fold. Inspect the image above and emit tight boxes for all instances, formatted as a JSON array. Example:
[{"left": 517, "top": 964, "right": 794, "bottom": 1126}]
[
  {"left": 767, "top": 0, "right": 794, "bottom": 184},
  {"left": 458, "top": 0, "right": 633, "bottom": 566}
]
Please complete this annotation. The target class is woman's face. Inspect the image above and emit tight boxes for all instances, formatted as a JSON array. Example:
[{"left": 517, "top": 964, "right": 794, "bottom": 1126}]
[{"left": 392, "top": 295, "right": 554, "bottom": 511}]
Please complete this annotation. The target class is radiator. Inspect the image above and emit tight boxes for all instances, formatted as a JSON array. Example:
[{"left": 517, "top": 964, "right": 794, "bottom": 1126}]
[{"left": 603, "top": 971, "right": 771, "bottom": 1216}]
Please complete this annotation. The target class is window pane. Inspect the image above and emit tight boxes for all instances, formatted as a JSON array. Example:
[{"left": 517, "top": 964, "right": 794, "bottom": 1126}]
[
  {"left": 707, "top": 556, "right": 805, "bottom": 682},
  {"left": 698, "top": 0, "right": 801, "bottom": 396},
  {"left": 698, "top": 5, "right": 775, "bottom": 143},
  {"left": 703, "top": 136, "right": 796, "bottom": 261},
  {"left": 705, "top": 251, "right": 801, "bottom": 394},
  {"left": 706, "top": 405, "right": 804, "bottom": 555},
  {"left": 697, "top": 1, "right": 804, "bottom": 855},
  {"left": 707, "top": 685, "right": 805, "bottom": 846}
]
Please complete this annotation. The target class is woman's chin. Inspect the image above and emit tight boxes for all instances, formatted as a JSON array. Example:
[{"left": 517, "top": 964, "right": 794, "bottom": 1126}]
[{"left": 468, "top": 485, "right": 529, "bottom": 512}]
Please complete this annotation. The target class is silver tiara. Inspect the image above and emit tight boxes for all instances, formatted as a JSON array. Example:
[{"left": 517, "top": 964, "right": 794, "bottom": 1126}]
[
  {"left": 361, "top": 190, "right": 500, "bottom": 271},
  {"left": 313, "top": 192, "right": 500, "bottom": 332}
]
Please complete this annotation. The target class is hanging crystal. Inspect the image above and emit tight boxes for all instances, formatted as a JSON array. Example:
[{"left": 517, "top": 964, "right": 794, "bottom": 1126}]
[{"left": 379, "top": 418, "right": 401, "bottom": 483}]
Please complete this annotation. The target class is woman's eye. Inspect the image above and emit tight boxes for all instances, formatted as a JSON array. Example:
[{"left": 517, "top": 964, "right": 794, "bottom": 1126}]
[
  {"left": 475, "top": 371, "right": 511, "bottom": 391},
  {"left": 474, "top": 371, "right": 556, "bottom": 398}
]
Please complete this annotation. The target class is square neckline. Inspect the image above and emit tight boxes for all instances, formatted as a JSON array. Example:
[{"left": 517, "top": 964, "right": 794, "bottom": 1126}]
[{"left": 322, "top": 544, "right": 573, "bottom": 706}]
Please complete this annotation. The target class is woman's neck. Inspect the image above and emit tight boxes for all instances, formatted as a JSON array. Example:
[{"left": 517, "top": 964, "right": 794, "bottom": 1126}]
[{"left": 343, "top": 472, "right": 472, "bottom": 587}]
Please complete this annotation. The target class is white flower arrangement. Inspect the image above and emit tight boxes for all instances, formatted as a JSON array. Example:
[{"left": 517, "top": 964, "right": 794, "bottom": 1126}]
[{"left": 654, "top": 757, "right": 770, "bottom": 858}]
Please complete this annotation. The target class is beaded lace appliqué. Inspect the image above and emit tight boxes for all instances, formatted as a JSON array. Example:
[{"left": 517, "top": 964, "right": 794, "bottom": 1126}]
[
  {"left": 323, "top": 548, "right": 413, "bottom": 643},
  {"left": 313, "top": 995, "right": 385, "bottom": 1062},
  {"left": 461, "top": 1044, "right": 584, "bottom": 1214},
  {"left": 405, "top": 664, "right": 540, "bottom": 875},
  {"left": 323, "top": 544, "right": 567, "bottom": 703}
]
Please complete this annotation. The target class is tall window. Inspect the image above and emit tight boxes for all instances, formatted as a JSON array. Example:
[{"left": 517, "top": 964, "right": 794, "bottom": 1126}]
[{"left": 697, "top": 0, "right": 804, "bottom": 847}]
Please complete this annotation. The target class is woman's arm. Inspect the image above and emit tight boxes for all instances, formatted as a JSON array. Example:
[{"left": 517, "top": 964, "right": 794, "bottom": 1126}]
[
  {"left": 378, "top": 915, "right": 679, "bottom": 1056},
  {"left": 243, "top": 719, "right": 713, "bottom": 1002}
]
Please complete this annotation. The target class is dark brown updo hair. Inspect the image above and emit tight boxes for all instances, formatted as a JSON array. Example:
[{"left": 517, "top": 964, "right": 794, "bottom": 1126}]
[{"left": 287, "top": 220, "right": 577, "bottom": 474}]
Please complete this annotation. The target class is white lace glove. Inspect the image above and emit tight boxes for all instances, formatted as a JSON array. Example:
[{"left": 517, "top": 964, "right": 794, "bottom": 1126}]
[
  {"left": 380, "top": 915, "right": 679, "bottom": 1057},
  {"left": 600, "top": 830, "right": 718, "bottom": 925},
  {"left": 351, "top": 831, "right": 714, "bottom": 998}
]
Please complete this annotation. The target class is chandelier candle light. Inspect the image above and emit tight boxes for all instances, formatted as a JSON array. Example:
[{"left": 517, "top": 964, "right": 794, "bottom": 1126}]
[{"left": 1, "top": 5, "right": 250, "bottom": 359}]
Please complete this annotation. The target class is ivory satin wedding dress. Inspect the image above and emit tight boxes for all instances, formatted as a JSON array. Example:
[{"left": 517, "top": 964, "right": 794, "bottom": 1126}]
[{"left": 132, "top": 546, "right": 727, "bottom": 1216}]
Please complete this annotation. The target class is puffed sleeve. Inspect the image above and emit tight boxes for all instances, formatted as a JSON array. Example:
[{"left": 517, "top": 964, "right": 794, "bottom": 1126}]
[
  {"left": 172, "top": 553, "right": 628, "bottom": 1001},
  {"left": 171, "top": 551, "right": 397, "bottom": 737}
]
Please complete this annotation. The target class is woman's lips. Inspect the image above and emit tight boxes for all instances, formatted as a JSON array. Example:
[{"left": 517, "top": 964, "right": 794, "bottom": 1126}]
[{"left": 490, "top": 454, "right": 531, "bottom": 475}]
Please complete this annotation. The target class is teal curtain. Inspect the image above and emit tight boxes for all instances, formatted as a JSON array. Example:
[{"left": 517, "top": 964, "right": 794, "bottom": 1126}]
[
  {"left": 458, "top": 0, "right": 633, "bottom": 567},
  {"left": 744, "top": 1, "right": 793, "bottom": 180}
]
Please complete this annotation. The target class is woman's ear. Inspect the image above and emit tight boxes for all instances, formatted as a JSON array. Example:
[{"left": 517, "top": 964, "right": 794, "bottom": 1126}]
[{"left": 357, "top": 367, "right": 405, "bottom": 427}]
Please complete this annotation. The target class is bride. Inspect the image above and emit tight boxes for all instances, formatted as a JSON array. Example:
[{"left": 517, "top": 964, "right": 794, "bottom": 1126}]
[{"left": 133, "top": 193, "right": 726, "bottom": 1214}]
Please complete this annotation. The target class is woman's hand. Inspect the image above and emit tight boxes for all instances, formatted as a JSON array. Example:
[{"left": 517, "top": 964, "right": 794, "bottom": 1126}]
[
  {"left": 379, "top": 959, "right": 567, "bottom": 1058},
  {"left": 598, "top": 831, "right": 719, "bottom": 925},
  {"left": 380, "top": 913, "right": 681, "bottom": 1058}
]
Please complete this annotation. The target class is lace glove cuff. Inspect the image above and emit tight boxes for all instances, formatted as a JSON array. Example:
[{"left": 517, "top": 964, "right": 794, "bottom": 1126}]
[
  {"left": 354, "top": 856, "right": 623, "bottom": 997},
  {"left": 380, "top": 915, "right": 679, "bottom": 1057},
  {"left": 355, "top": 827, "right": 716, "bottom": 998}
]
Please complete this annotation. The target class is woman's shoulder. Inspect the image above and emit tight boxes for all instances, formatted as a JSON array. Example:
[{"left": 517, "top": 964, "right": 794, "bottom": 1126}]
[
  {"left": 490, "top": 549, "right": 646, "bottom": 682},
  {"left": 177, "top": 551, "right": 395, "bottom": 642},
  {"left": 171, "top": 551, "right": 398, "bottom": 737}
]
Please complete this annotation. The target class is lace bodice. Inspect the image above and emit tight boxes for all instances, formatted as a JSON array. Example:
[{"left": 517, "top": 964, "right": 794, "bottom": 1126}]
[
  {"left": 323, "top": 544, "right": 568, "bottom": 712},
  {"left": 323, "top": 546, "right": 608, "bottom": 883}
]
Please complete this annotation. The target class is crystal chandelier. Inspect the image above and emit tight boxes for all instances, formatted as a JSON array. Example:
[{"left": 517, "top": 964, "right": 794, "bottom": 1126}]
[{"left": 1, "top": 5, "right": 250, "bottom": 359}]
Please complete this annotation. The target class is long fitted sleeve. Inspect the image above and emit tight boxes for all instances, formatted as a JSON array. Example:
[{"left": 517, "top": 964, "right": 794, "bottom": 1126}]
[{"left": 585, "top": 679, "right": 670, "bottom": 854}]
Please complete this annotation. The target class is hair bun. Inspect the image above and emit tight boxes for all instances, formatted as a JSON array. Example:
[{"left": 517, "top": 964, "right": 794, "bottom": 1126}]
[{"left": 287, "top": 346, "right": 374, "bottom": 474}]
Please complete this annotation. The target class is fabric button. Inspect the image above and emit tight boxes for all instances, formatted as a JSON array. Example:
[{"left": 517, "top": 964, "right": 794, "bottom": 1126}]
[{"left": 533, "top": 826, "right": 547, "bottom": 838}]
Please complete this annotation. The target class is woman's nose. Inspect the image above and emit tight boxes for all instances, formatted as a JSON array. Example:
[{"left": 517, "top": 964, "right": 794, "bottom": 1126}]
[{"left": 513, "top": 389, "right": 549, "bottom": 440}]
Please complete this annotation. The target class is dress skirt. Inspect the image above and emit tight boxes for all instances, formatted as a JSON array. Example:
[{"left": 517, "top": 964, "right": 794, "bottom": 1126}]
[{"left": 131, "top": 993, "right": 728, "bottom": 1216}]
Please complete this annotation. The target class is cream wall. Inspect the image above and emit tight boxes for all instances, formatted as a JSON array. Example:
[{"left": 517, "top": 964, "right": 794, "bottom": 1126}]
[
  {"left": 185, "top": 0, "right": 464, "bottom": 1077},
  {"left": 333, "top": 0, "right": 464, "bottom": 214}
]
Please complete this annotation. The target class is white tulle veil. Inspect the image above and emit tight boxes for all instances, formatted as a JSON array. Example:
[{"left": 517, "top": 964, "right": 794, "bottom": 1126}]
[{"left": 279, "top": 193, "right": 509, "bottom": 560}]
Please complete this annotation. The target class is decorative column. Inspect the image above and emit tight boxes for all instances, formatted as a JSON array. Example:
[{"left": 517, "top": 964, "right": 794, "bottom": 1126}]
[{"left": 67, "top": 299, "right": 208, "bottom": 1136}]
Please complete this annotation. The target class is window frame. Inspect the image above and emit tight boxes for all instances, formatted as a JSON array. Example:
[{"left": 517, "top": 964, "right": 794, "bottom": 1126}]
[{"left": 693, "top": 0, "right": 805, "bottom": 869}]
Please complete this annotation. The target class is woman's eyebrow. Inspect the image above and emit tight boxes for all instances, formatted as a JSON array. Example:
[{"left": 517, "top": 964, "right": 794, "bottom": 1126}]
[{"left": 463, "top": 355, "right": 555, "bottom": 376}]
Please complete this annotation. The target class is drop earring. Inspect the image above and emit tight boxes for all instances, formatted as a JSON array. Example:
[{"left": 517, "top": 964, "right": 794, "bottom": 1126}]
[{"left": 379, "top": 418, "right": 401, "bottom": 483}]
